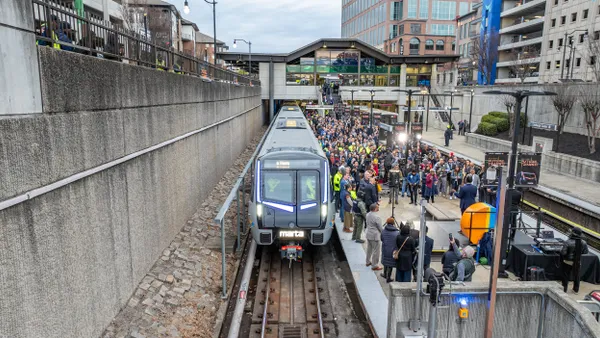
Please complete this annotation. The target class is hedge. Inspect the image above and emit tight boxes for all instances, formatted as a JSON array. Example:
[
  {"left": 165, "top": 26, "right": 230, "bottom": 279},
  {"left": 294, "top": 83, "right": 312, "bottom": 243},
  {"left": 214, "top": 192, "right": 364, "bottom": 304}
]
[
  {"left": 489, "top": 111, "right": 509, "bottom": 119},
  {"left": 492, "top": 117, "right": 509, "bottom": 132},
  {"left": 476, "top": 122, "right": 498, "bottom": 136},
  {"left": 480, "top": 115, "right": 497, "bottom": 124}
]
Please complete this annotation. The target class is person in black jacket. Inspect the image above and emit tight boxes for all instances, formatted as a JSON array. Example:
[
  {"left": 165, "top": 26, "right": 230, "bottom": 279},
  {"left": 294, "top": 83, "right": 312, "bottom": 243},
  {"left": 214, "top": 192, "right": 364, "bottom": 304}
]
[
  {"left": 561, "top": 228, "right": 589, "bottom": 294},
  {"left": 441, "top": 238, "right": 461, "bottom": 276},
  {"left": 395, "top": 225, "right": 416, "bottom": 282}
]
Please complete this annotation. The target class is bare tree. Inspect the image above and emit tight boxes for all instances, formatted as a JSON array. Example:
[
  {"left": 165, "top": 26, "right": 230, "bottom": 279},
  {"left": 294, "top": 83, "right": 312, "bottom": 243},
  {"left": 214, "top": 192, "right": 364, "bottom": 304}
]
[
  {"left": 470, "top": 32, "right": 500, "bottom": 85},
  {"left": 579, "top": 84, "right": 600, "bottom": 154},
  {"left": 498, "top": 94, "right": 517, "bottom": 137},
  {"left": 119, "top": 0, "right": 147, "bottom": 32},
  {"left": 551, "top": 85, "right": 576, "bottom": 135},
  {"left": 508, "top": 45, "right": 540, "bottom": 83}
]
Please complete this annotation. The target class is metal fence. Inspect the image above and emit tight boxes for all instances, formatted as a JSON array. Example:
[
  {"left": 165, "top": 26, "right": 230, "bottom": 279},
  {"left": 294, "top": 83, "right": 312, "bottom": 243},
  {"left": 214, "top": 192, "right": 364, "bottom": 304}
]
[
  {"left": 214, "top": 118, "right": 276, "bottom": 298},
  {"left": 32, "top": 0, "right": 259, "bottom": 86}
]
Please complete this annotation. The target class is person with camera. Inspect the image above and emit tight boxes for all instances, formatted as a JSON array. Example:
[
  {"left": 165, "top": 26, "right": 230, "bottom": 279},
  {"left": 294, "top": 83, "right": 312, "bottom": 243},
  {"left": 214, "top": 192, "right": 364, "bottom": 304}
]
[
  {"left": 352, "top": 189, "right": 368, "bottom": 244},
  {"left": 449, "top": 237, "right": 476, "bottom": 282}
]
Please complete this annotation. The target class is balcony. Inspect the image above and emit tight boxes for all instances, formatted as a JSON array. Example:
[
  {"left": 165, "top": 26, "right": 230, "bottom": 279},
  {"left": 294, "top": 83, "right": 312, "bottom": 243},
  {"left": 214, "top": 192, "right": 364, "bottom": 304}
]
[
  {"left": 497, "top": 56, "right": 541, "bottom": 68},
  {"left": 498, "top": 36, "right": 543, "bottom": 50},
  {"left": 182, "top": 32, "right": 194, "bottom": 41},
  {"left": 501, "top": 0, "right": 546, "bottom": 18},
  {"left": 500, "top": 16, "right": 544, "bottom": 35}
]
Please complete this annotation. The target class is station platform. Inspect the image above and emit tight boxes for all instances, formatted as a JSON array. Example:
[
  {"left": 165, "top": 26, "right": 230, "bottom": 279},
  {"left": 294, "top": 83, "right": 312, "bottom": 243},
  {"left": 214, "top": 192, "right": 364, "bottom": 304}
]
[
  {"left": 420, "top": 130, "right": 600, "bottom": 213},
  {"left": 333, "top": 189, "right": 600, "bottom": 337}
]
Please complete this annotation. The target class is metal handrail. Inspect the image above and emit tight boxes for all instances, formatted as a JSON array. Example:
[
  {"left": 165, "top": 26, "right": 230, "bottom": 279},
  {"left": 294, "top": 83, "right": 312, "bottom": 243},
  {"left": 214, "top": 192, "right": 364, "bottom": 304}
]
[
  {"left": 215, "top": 114, "right": 278, "bottom": 298},
  {"left": 31, "top": 0, "right": 259, "bottom": 86}
]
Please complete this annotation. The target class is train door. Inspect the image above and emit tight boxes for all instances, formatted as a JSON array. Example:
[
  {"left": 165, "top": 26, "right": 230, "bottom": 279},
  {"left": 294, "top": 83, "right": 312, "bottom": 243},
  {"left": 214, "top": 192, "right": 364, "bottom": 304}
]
[{"left": 296, "top": 171, "right": 321, "bottom": 228}]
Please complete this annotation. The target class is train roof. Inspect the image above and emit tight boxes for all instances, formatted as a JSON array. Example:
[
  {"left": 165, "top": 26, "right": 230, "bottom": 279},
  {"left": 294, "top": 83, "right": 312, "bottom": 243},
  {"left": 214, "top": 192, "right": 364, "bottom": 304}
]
[{"left": 258, "top": 106, "right": 325, "bottom": 159}]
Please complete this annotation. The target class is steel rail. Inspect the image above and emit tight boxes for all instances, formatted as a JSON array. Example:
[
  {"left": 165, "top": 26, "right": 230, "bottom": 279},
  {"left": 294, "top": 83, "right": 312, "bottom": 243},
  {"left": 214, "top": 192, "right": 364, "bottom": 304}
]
[
  {"left": 260, "top": 252, "right": 274, "bottom": 338},
  {"left": 311, "top": 257, "right": 325, "bottom": 338}
]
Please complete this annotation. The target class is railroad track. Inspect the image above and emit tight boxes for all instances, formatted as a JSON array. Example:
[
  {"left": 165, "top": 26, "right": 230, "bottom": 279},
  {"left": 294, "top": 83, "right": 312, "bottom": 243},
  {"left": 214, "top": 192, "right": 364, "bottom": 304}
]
[{"left": 251, "top": 248, "right": 330, "bottom": 338}]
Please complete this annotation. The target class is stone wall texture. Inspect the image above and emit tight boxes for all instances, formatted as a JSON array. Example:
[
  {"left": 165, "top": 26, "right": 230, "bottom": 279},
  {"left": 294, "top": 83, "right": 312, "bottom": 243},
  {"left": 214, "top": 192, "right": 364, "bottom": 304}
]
[{"left": 0, "top": 47, "right": 263, "bottom": 338}]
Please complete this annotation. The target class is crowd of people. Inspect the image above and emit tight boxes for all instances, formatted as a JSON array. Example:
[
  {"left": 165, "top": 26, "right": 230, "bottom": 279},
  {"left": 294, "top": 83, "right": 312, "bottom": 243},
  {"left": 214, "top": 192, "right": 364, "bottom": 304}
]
[{"left": 307, "top": 109, "right": 481, "bottom": 283}]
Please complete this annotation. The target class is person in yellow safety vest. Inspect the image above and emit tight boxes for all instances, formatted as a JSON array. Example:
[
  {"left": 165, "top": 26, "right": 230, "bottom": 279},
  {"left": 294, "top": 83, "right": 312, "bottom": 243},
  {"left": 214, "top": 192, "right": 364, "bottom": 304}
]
[
  {"left": 156, "top": 56, "right": 166, "bottom": 71},
  {"left": 333, "top": 168, "right": 343, "bottom": 212},
  {"left": 36, "top": 21, "right": 60, "bottom": 50},
  {"left": 348, "top": 144, "right": 355, "bottom": 152},
  {"left": 366, "top": 147, "right": 371, "bottom": 155}
]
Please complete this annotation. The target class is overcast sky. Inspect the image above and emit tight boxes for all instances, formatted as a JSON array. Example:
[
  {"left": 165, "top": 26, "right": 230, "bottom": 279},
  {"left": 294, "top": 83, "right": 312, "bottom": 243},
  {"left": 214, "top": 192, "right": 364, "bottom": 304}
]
[{"left": 167, "top": 0, "right": 341, "bottom": 53}]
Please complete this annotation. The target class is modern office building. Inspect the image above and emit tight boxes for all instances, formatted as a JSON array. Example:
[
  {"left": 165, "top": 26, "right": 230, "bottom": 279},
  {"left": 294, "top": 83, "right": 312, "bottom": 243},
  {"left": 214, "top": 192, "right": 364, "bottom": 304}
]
[{"left": 341, "top": 0, "right": 479, "bottom": 56}]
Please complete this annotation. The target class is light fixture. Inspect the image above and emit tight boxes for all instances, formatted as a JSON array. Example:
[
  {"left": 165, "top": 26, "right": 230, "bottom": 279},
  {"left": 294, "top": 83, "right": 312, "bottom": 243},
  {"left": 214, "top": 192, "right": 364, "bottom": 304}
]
[
  {"left": 323, "top": 42, "right": 328, "bottom": 48},
  {"left": 233, "top": 39, "right": 237, "bottom": 48},
  {"left": 183, "top": 0, "right": 190, "bottom": 14},
  {"left": 398, "top": 132, "right": 408, "bottom": 143}
]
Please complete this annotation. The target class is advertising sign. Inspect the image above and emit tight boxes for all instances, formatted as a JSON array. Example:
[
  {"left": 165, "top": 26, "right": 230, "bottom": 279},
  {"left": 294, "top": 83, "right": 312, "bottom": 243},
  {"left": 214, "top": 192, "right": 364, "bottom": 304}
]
[
  {"left": 528, "top": 122, "right": 558, "bottom": 131},
  {"left": 484, "top": 152, "right": 509, "bottom": 168},
  {"left": 353, "top": 108, "right": 361, "bottom": 116},
  {"left": 373, "top": 112, "right": 381, "bottom": 126},
  {"left": 393, "top": 122, "right": 406, "bottom": 133},
  {"left": 411, "top": 122, "right": 423, "bottom": 135},
  {"left": 516, "top": 152, "right": 542, "bottom": 187},
  {"left": 361, "top": 112, "right": 370, "bottom": 125}
]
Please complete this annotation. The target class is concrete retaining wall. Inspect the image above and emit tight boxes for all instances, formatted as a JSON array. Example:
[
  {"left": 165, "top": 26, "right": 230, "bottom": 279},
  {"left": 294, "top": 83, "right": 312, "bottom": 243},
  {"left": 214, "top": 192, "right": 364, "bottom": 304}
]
[
  {"left": 0, "top": 47, "right": 263, "bottom": 338},
  {"left": 388, "top": 282, "right": 600, "bottom": 338},
  {"left": 466, "top": 133, "right": 600, "bottom": 183}
]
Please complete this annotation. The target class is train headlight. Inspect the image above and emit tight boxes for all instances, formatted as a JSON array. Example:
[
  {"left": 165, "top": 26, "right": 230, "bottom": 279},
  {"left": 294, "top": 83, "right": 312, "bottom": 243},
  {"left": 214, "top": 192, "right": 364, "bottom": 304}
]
[
  {"left": 257, "top": 204, "right": 263, "bottom": 218},
  {"left": 321, "top": 205, "right": 328, "bottom": 218}
]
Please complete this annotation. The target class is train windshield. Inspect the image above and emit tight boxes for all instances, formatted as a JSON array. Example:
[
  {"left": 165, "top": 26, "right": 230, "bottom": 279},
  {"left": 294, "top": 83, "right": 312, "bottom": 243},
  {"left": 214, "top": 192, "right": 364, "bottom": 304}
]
[
  {"left": 262, "top": 171, "right": 295, "bottom": 204},
  {"left": 299, "top": 172, "right": 318, "bottom": 203}
]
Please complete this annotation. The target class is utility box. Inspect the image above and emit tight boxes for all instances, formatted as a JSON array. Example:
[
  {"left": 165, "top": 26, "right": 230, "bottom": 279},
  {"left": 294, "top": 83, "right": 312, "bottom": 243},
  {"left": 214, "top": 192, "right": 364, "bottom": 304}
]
[{"left": 532, "top": 136, "right": 553, "bottom": 154}]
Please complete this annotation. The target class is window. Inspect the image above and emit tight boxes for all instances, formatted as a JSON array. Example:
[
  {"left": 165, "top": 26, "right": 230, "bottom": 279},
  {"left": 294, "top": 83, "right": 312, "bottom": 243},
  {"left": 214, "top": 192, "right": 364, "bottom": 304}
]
[
  {"left": 411, "top": 23, "right": 421, "bottom": 33},
  {"left": 263, "top": 171, "right": 295, "bottom": 204},
  {"left": 595, "top": 31, "right": 600, "bottom": 40},
  {"left": 561, "top": 16, "right": 566, "bottom": 25},
  {"left": 559, "top": 38, "right": 563, "bottom": 46},
  {"left": 459, "top": 2, "right": 469, "bottom": 16},
  {"left": 592, "top": 56, "right": 597, "bottom": 65},
  {"left": 437, "top": 74, "right": 441, "bottom": 84},
  {"left": 452, "top": 41, "right": 455, "bottom": 51},
  {"left": 546, "top": 61, "right": 551, "bottom": 70},
  {"left": 425, "top": 39, "right": 434, "bottom": 50},
  {"left": 436, "top": 40, "right": 445, "bottom": 51},
  {"left": 408, "top": 0, "right": 417, "bottom": 18},
  {"left": 554, "top": 0, "right": 558, "bottom": 5},
  {"left": 430, "top": 24, "right": 455, "bottom": 35},
  {"left": 299, "top": 172, "right": 319, "bottom": 203},
  {"left": 566, "top": 59, "right": 570, "bottom": 68},
  {"left": 449, "top": 72, "right": 454, "bottom": 83},
  {"left": 584, "top": 9, "right": 589, "bottom": 19},
  {"left": 390, "top": 25, "right": 398, "bottom": 38},
  {"left": 399, "top": 24, "right": 405, "bottom": 35},
  {"left": 580, "top": 34, "right": 585, "bottom": 43},
  {"left": 576, "top": 58, "right": 582, "bottom": 67},
  {"left": 549, "top": 40, "right": 554, "bottom": 49},
  {"left": 432, "top": 1, "right": 457, "bottom": 20},
  {"left": 419, "top": 0, "right": 429, "bottom": 18},
  {"left": 551, "top": 18, "right": 556, "bottom": 27},
  {"left": 571, "top": 13, "right": 577, "bottom": 22},
  {"left": 410, "top": 38, "right": 420, "bottom": 54},
  {"left": 391, "top": 1, "right": 403, "bottom": 20},
  {"left": 555, "top": 60, "right": 561, "bottom": 68}
]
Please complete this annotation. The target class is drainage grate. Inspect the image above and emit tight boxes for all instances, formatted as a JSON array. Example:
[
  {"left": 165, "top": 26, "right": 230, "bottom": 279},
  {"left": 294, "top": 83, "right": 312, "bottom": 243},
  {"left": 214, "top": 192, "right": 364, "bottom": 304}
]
[{"left": 280, "top": 325, "right": 304, "bottom": 338}]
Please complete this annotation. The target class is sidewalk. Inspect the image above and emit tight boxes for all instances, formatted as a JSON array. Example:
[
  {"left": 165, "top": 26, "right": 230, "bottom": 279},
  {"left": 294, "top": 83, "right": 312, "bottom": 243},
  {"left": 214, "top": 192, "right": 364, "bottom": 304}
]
[{"left": 421, "top": 130, "right": 600, "bottom": 207}]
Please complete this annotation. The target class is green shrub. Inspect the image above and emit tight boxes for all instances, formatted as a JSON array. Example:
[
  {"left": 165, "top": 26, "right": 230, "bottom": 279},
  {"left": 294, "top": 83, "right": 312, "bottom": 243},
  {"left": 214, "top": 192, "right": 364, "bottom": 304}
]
[
  {"left": 492, "top": 117, "right": 509, "bottom": 132},
  {"left": 481, "top": 115, "right": 497, "bottom": 124},
  {"left": 476, "top": 122, "right": 498, "bottom": 136},
  {"left": 489, "top": 111, "right": 509, "bottom": 119}
]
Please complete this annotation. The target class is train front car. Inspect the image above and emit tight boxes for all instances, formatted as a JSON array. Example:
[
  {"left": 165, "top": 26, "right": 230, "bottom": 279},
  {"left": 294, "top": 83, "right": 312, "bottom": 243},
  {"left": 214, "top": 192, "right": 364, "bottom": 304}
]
[{"left": 250, "top": 106, "right": 334, "bottom": 261}]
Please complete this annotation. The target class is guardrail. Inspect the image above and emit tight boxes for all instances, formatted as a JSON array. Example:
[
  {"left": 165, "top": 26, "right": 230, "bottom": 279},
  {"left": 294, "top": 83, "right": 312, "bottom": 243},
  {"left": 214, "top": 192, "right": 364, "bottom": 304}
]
[
  {"left": 214, "top": 116, "right": 277, "bottom": 298},
  {"left": 32, "top": 0, "right": 259, "bottom": 86}
]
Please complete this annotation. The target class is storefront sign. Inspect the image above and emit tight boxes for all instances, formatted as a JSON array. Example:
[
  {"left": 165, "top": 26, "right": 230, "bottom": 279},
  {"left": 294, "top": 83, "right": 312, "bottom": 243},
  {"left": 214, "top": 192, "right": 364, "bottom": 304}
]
[
  {"left": 528, "top": 122, "right": 557, "bottom": 131},
  {"left": 411, "top": 122, "right": 423, "bottom": 134},
  {"left": 393, "top": 122, "right": 406, "bottom": 133},
  {"left": 484, "top": 152, "right": 509, "bottom": 168}
]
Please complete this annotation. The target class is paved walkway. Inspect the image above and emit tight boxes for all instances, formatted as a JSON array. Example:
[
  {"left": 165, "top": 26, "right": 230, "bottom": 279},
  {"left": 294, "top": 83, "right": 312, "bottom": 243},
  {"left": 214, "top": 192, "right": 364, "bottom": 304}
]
[{"left": 421, "top": 130, "right": 600, "bottom": 207}]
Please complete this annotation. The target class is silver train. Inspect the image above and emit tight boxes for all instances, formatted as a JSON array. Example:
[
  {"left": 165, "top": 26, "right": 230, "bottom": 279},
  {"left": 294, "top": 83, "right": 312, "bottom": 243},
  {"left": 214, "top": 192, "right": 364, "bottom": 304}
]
[{"left": 249, "top": 105, "right": 334, "bottom": 261}]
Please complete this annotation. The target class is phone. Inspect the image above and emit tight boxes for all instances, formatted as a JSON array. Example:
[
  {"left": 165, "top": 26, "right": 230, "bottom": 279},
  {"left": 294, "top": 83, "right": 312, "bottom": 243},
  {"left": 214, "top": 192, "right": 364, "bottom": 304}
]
[{"left": 449, "top": 233, "right": 453, "bottom": 240}]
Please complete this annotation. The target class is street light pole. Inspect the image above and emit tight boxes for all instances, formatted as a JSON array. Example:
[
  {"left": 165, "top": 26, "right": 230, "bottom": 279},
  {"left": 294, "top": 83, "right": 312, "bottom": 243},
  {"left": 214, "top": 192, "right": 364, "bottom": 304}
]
[
  {"left": 202, "top": 0, "right": 218, "bottom": 66},
  {"left": 483, "top": 90, "right": 556, "bottom": 277},
  {"left": 233, "top": 39, "right": 252, "bottom": 75},
  {"left": 468, "top": 89, "right": 474, "bottom": 133},
  {"left": 560, "top": 29, "right": 588, "bottom": 80}
]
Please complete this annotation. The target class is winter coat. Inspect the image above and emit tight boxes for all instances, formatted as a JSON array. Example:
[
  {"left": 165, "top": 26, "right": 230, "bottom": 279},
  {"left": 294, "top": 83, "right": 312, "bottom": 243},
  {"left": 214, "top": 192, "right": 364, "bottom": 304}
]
[
  {"left": 380, "top": 224, "right": 399, "bottom": 267},
  {"left": 395, "top": 232, "right": 417, "bottom": 271}
]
